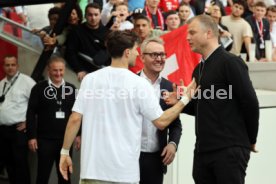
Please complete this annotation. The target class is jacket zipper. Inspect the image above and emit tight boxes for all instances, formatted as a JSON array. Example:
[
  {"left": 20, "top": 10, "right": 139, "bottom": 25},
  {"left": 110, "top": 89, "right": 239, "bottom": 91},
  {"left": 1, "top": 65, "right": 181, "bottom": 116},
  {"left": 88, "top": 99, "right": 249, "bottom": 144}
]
[{"left": 196, "top": 62, "right": 205, "bottom": 151}]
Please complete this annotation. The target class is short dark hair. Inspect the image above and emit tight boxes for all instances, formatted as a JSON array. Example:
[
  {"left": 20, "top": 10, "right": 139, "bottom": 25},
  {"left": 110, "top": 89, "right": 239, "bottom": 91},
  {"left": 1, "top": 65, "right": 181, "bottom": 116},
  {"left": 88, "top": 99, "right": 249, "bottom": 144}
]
[
  {"left": 187, "top": 14, "right": 219, "bottom": 38},
  {"left": 133, "top": 14, "right": 151, "bottom": 25},
  {"left": 254, "top": 1, "right": 267, "bottom": 8},
  {"left": 267, "top": 5, "right": 276, "bottom": 13},
  {"left": 48, "top": 7, "right": 61, "bottom": 19},
  {"left": 85, "top": 2, "right": 102, "bottom": 15},
  {"left": 165, "top": 10, "right": 178, "bottom": 20},
  {"left": 3, "top": 55, "right": 17, "bottom": 64},
  {"left": 232, "top": 0, "right": 247, "bottom": 9},
  {"left": 105, "top": 31, "right": 140, "bottom": 58}
]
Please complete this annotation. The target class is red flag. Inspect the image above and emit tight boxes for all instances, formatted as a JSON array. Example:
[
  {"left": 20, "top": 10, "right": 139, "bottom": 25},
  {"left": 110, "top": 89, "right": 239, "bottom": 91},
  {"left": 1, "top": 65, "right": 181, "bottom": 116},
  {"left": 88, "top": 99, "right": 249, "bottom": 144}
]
[{"left": 129, "top": 25, "right": 201, "bottom": 85}]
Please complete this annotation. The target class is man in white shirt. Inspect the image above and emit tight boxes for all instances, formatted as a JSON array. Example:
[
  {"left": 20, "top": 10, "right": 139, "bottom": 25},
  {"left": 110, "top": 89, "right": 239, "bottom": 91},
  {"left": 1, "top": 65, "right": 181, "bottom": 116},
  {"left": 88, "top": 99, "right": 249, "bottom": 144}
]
[
  {"left": 0, "top": 55, "right": 36, "bottom": 184},
  {"left": 59, "top": 30, "right": 196, "bottom": 184},
  {"left": 139, "top": 37, "right": 182, "bottom": 184}
]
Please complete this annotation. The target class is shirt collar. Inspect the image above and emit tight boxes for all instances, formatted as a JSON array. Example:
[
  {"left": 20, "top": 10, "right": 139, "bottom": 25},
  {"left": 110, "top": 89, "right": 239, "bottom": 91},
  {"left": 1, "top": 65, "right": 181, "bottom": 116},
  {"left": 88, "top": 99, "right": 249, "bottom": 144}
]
[
  {"left": 4, "top": 72, "right": 20, "bottom": 83},
  {"left": 140, "top": 70, "right": 162, "bottom": 85},
  {"left": 202, "top": 45, "right": 221, "bottom": 62},
  {"left": 48, "top": 78, "right": 65, "bottom": 88}
]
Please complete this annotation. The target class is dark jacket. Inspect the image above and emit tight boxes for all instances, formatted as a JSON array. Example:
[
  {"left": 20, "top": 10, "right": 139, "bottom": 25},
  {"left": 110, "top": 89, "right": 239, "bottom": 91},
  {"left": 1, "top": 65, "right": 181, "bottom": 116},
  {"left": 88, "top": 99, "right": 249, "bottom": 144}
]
[
  {"left": 183, "top": 46, "right": 259, "bottom": 153},
  {"left": 26, "top": 81, "right": 76, "bottom": 140},
  {"left": 65, "top": 23, "right": 111, "bottom": 73},
  {"left": 139, "top": 75, "right": 182, "bottom": 173}
]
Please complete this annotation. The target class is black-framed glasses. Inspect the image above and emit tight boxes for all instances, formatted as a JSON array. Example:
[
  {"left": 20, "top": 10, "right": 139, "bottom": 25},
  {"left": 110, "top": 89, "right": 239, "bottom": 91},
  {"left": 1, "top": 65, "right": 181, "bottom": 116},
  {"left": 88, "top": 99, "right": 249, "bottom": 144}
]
[{"left": 143, "top": 52, "right": 167, "bottom": 59}]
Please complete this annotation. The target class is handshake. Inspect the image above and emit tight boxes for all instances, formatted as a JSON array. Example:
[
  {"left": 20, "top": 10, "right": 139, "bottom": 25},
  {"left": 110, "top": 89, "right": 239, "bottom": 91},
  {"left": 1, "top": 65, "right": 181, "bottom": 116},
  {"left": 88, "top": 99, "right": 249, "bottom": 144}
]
[{"left": 163, "top": 78, "right": 199, "bottom": 106}]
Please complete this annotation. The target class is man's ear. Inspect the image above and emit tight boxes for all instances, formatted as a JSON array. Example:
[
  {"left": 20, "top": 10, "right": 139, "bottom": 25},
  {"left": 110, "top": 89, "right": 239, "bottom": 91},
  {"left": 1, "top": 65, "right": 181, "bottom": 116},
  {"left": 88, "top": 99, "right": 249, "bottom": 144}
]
[{"left": 124, "top": 48, "right": 130, "bottom": 57}]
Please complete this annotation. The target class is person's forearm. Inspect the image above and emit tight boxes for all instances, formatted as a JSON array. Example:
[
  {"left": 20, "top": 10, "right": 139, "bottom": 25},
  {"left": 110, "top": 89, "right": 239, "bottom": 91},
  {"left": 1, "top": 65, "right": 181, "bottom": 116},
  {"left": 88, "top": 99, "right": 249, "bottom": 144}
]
[
  {"left": 153, "top": 100, "right": 186, "bottom": 130},
  {"left": 62, "top": 112, "right": 82, "bottom": 150},
  {"left": 243, "top": 36, "right": 251, "bottom": 55}
]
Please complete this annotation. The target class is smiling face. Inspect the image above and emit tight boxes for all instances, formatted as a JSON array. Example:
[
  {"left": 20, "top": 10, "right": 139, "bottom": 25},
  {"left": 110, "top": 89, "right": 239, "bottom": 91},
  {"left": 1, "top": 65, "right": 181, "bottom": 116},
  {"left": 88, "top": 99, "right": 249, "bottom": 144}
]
[
  {"left": 141, "top": 41, "right": 166, "bottom": 75},
  {"left": 47, "top": 60, "right": 65, "bottom": 85},
  {"left": 68, "top": 9, "right": 80, "bottom": 25}
]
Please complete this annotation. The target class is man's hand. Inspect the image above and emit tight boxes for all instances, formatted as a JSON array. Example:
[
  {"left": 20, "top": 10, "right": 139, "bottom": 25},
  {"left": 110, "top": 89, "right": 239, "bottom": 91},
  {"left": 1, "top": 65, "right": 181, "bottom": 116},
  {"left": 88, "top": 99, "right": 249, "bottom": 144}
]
[
  {"left": 59, "top": 155, "right": 73, "bottom": 181},
  {"left": 77, "top": 71, "right": 87, "bottom": 81},
  {"left": 161, "top": 143, "right": 176, "bottom": 165},
  {"left": 251, "top": 144, "right": 258, "bottom": 153},
  {"left": 163, "top": 83, "right": 178, "bottom": 106},
  {"left": 164, "top": 78, "right": 198, "bottom": 105},
  {"left": 28, "top": 139, "right": 38, "bottom": 152},
  {"left": 16, "top": 121, "right": 26, "bottom": 132},
  {"left": 74, "top": 136, "right": 81, "bottom": 151}
]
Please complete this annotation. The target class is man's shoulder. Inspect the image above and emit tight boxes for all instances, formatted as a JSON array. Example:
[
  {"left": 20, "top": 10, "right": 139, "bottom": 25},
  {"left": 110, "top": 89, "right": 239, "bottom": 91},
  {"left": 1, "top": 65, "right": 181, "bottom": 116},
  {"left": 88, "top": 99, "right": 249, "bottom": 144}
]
[
  {"left": 19, "top": 73, "right": 36, "bottom": 84},
  {"left": 221, "top": 15, "right": 231, "bottom": 21},
  {"left": 160, "top": 77, "right": 172, "bottom": 86},
  {"left": 64, "top": 81, "right": 76, "bottom": 90}
]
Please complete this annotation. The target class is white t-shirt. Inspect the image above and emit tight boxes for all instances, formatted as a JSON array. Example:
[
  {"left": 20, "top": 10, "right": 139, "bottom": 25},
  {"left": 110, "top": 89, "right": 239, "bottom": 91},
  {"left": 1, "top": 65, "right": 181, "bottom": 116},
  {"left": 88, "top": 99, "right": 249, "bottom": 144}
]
[
  {"left": 221, "top": 15, "right": 253, "bottom": 56},
  {"left": 73, "top": 66, "right": 163, "bottom": 183}
]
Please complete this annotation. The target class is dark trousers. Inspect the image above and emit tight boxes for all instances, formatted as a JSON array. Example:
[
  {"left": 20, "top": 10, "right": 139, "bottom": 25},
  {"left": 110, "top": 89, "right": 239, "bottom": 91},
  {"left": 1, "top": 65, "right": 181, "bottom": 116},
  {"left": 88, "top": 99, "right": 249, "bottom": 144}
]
[
  {"left": 139, "top": 152, "right": 164, "bottom": 184},
  {"left": 0, "top": 124, "right": 30, "bottom": 184},
  {"left": 36, "top": 138, "right": 71, "bottom": 184},
  {"left": 193, "top": 146, "right": 250, "bottom": 184}
]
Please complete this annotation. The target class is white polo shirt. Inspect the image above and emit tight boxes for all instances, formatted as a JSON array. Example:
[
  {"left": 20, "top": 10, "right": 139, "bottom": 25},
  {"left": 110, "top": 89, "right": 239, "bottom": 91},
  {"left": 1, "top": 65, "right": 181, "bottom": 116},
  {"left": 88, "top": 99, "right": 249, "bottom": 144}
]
[
  {"left": 0, "top": 72, "right": 36, "bottom": 125},
  {"left": 73, "top": 66, "right": 163, "bottom": 183}
]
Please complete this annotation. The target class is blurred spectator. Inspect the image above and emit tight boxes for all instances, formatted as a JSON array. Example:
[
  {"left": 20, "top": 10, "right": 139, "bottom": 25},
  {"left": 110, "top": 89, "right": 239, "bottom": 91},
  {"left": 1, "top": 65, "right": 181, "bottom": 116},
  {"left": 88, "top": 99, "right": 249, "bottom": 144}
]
[
  {"left": 221, "top": 0, "right": 253, "bottom": 56},
  {"left": 267, "top": 5, "right": 276, "bottom": 46},
  {"left": 165, "top": 10, "right": 180, "bottom": 31},
  {"left": 65, "top": 3, "right": 110, "bottom": 81},
  {"left": 209, "top": 4, "right": 233, "bottom": 50},
  {"left": 181, "top": 0, "right": 196, "bottom": 17},
  {"left": 101, "top": 0, "right": 124, "bottom": 25},
  {"left": 245, "top": 1, "right": 270, "bottom": 60},
  {"left": 15, "top": 4, "right": 54, "bottom": 49},
  {"left": 42, "top": 4, "right": 83, "bottom": 55},
  {"left": 178, "top": 2, "right": 193, "bottom": 25},
  {"left": 110, "top": 2, "right": 134, "bottom": 30},
  {"left": 266, "top": 5, "right": 276, "bottom": 61},
  {"left": 143, "top": 0, "right": 165, "bottom": 30},
  {"left": 33, "top": 7, "right": 61, "bottom": 38},
  {"left": 133, "top": 14, "right": 168, "bottom": 41},
  {"left": 192, "top": 0, "right": 226, "bottom": 15},
  {"left": 242, "top": 0, "right": 254, "bottom": 18}
]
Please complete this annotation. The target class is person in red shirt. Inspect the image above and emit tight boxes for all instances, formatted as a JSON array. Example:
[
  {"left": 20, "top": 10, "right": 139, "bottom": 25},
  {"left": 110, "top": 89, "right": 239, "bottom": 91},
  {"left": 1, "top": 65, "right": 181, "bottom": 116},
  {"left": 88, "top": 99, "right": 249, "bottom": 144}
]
[{"left": 158, "top": 0, "right": 179, "bottom": 12}]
